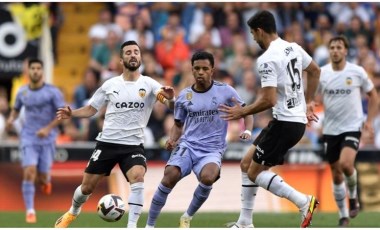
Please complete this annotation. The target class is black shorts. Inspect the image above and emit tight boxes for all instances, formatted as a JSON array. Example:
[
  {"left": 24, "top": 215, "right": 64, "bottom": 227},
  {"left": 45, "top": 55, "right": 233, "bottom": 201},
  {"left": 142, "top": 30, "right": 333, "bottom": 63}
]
[
  {"left": 85, "top": 141, "right": 146, "bottom": 181},
  {"left": 323, "top": 131, "right": 361, "bottom": 164},
  {"left": 253, "top": 119, "right": 305, "bottom": 167}
]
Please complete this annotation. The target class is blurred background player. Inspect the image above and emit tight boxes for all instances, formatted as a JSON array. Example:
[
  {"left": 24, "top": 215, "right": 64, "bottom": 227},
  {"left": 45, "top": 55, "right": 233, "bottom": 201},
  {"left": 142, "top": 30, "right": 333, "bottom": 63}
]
[
  {"left": 319, "top": 35, "right": 379, "bottom": 227},
  {"left": 6, "top": 58, "right": 65, "bottom": 223},
  {"left": 145, "top": 51, "right": 253, "bottom": 228}
]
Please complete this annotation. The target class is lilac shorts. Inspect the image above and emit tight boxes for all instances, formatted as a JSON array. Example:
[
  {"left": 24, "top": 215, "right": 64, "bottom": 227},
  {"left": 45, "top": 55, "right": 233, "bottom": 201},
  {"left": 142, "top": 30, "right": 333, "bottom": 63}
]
[
  {"left": 166, "top": 144, "right": 223, "bottom": 180},
  {"left": 21, "top": 143, "right": 56, "bottom": 173}
]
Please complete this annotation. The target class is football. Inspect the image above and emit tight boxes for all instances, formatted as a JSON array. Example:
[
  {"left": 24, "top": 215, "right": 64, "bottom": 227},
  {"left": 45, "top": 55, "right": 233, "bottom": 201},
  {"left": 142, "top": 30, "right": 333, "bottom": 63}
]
[{"left": 97, "top": 194, "right": 126, "bottom": 222}]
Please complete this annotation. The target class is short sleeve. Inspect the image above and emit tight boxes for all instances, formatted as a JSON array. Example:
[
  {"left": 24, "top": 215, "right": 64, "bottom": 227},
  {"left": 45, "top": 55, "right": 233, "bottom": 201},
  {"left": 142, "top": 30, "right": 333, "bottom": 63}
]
[
  {"left": 257, "top": 60, "right": 277, "bottom": 88},
  {"left": 88, "top": 86, "right": 106, "bottom": 110},
  {"left": 298, "top": 45, "right": 312, "bottom": 70},
  {"left": 173, "top": 93, "right": 187, "bottom": 123},
  {"left": 359, "top": 67, "right": 374, "bottom": 93}
]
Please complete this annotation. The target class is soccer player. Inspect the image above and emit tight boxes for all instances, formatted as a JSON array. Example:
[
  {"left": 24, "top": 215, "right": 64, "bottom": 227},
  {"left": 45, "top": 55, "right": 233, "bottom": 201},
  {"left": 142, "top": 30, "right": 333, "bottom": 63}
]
[
  {"left": 145, "top": 51, "right": 254, "bottom": 228},
  {"left": 54, "top": 40, "right": 175, "bottom": 228},
  {"left": 218, "top": 10, "right": 321, "bottom": 228},
  {"left": 319, "top": 35, "right": 378, "bottom": 227},
  {"left": 6, "top": 58, "right": 65, "bottom": 223}
]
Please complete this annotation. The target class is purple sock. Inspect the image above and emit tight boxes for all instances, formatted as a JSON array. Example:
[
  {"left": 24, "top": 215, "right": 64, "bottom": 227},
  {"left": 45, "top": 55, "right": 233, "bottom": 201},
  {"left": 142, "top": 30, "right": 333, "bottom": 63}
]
[
  {"left": 147, "top": 183, "right": 172, "bottom": 226},
  {"left": 22, "top": 181, "right": 35, "bottom": 211},
  {"left": 186, "top": 183, "right": 212, "bottom": 216}
]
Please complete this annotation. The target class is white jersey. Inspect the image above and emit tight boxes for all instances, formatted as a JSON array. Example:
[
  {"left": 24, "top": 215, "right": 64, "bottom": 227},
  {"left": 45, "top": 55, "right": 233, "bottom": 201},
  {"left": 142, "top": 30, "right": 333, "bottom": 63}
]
[
  {"left": 89, "top": 75, "right": 162, "bottom": 145},
  {"left": 319, "top": 62, "right": 374, "bottom": 135},
  {"left": 257, "top": 38, "right": 312, "bottom": 123}
]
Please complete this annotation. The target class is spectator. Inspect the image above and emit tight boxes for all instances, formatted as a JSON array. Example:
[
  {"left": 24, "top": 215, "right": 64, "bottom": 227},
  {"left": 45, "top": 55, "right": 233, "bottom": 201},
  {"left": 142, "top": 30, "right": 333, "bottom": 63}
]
[
  {"left": 89, "top": 27, "right": 123, "bottom": 75},
  {"left": 88, "top": 8, "right": 114, "bottom": 50}
]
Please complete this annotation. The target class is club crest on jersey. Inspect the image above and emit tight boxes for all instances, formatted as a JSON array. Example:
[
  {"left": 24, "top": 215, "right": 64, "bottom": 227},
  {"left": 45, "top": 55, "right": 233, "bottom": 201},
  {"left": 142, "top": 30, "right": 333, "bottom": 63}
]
[
  {"left": 212, "top": 97, "right": 217, "bottom": 106},
  {"left": 186, "top": 92, "right": 192, "bottom": 100},
  {"left": 346, "top": 77, "right": 352, "bottom": 86},
  {"left": 139, "top": 88, "right": 146, "bottom": 98}
]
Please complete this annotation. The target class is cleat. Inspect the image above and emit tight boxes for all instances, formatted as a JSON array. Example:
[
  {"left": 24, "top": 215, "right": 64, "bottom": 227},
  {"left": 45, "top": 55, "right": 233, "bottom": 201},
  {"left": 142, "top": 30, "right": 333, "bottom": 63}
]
[
  {"left": 225, "top": 222, "right": 254, "bottom": 228},
  {"left": 300, "top": 195, "right": 319, "bottom": 228},
  {"left": 338, "top": 217, "right": 349, "bottom": 227},
  {"left": 26, "top": 212, "right": 37, "bottom": 223},
  {"left": 54, "top": 212, "right": 77, "bottom": 228},
  {"left": 41, "top": 182, "right": 52, "bottom": 195},
  {"left": 179, "top": 216, "right": 192, "bottom": 228},
  {"left": 349, "top": 198, "right": 360, "bottom": 218}
]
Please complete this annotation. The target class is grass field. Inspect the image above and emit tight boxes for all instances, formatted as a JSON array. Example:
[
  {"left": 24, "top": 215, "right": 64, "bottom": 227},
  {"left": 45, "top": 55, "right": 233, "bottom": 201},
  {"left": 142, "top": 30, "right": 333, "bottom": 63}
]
[{"left": 0, "top": 211, "right": 379, "bottom": 228}]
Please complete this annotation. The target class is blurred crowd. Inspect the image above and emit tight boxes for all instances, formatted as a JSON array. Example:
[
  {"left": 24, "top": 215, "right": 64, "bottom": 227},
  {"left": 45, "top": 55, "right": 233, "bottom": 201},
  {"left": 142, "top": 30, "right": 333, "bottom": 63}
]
[{"left": 1, "top": 2, "right": 380, "bottom": 160}]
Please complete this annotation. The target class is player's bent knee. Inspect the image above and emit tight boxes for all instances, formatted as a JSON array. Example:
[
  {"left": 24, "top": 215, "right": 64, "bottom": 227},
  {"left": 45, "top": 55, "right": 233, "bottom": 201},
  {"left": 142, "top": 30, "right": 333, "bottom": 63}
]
[{"left": 81, "top": 184, "right": 96, "bottom": 195}]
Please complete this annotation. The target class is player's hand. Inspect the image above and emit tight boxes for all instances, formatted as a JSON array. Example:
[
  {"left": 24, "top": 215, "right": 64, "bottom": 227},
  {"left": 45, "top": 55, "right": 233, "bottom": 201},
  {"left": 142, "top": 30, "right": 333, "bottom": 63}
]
[
  {"left": 5, "top": 118, "right": 14, "bottom": 132},
  {"left": 363, "top": 120, "right": 374, "bottom": 139},
  {"left": 36, "top": 127, "right": 50, "bottom": 138},
  {"left": 306, "top": 101, "right": 319, "bottom": 126},
  {"left": 160, "top": 86, "right": 175, "bottom": 100},
  {"left": 56, "top": 106, "right": 72, "bottom": 120},
  {"left": 240, "top": 130, "right": 252, "bottom": 141},
  {"left": 219, "top": 97, "right": 243, "bottom": 121},
  {"left": 165, "top": 139, "right": 176, "bottom": 151}
]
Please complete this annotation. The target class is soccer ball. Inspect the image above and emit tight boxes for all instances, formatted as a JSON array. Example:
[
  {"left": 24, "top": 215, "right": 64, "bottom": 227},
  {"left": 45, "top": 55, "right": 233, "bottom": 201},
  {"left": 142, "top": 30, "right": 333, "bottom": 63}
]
[{"left": 97, "top": 194, "right": 125, "bottom": 222}]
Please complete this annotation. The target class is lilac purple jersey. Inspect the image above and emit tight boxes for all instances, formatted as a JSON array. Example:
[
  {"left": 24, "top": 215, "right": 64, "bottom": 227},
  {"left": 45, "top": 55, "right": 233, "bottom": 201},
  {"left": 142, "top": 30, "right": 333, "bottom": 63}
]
[
  {"left": 174, "top": 81, "right": 245, "bottom": 153},
  {"left": 14, "top": 83, "right": 65, "bottom": 146}
]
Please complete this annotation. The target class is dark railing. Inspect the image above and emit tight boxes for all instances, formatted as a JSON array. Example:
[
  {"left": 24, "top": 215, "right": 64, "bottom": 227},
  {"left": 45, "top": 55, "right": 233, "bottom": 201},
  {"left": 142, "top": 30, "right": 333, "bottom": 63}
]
[{"left": 0, "top": 140, "right": 379, "bottom": 163}]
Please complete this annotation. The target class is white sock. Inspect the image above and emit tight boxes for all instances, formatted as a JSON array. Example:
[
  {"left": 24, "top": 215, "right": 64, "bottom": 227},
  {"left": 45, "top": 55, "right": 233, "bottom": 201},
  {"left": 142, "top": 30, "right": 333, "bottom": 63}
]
[
  {"left": 255, "top": 170, "right": 307, "bottom": 208},
  {"left": 237, "top": 172, "right": 258, "bottom": 226},
  {"left": 345, "top": 169, "right": 357, "bottom": 199},
  {"left": 333, "top": 182, "right": 349, "bottom": 218},
  {"left": 127, "top": 182, "right": 144, "bottom": 228},
  {"left": 69, "top": 185, "right": 90, "bottom": 215},
  {"left": 182, "top": 212, "right": 192, "bottom": 218},
  {"left": 27, "top": 209, "right": 36, "bottom": 214}
]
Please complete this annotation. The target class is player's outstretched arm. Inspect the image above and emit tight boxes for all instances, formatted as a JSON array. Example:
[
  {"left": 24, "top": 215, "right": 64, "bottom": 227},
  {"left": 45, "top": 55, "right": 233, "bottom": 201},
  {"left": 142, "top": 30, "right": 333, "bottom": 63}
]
[
  {"left": 57, "top": 105, "right": 97, "bottom": 120},
  {"left": 5, "top": 109, "right": 20, "bottom": 132},
  {"left": 165, "top": 120, "right": 183, "bottom": 151},
  {"left": 157, "top": 86, "right": 175, "bottom": 110}
]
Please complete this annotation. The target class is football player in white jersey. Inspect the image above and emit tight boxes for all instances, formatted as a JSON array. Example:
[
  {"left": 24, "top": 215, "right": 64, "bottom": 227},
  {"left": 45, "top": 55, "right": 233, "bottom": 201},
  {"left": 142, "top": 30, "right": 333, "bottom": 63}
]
[
  {"left": 219, "top": 10, "right": 321, "bottom": 228},
  {"left": 319, "top": 36, "right": 378, "bottom": 227},
  {"left": 54, "top": 40, "right": 175, "bottom": 228}
]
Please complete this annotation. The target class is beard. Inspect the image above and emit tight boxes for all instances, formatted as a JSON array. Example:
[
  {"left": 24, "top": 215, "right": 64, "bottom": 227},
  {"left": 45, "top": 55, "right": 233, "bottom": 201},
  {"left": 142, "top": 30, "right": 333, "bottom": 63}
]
[{"left": 123, "top": 60, "right": 141, "bottom": 71}]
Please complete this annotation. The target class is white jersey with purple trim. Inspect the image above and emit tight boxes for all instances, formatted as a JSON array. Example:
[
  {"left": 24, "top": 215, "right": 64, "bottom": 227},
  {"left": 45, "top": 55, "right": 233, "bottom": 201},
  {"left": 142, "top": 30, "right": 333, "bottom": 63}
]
[
  {"left": 89, "top": 75, "right": 162, "bottom": 145},
  {"left": 320, "top": 62, "right": 374, "bottom": 135},
  {"left": 257, "top": 37, "right": 312, "bottom": 124}
]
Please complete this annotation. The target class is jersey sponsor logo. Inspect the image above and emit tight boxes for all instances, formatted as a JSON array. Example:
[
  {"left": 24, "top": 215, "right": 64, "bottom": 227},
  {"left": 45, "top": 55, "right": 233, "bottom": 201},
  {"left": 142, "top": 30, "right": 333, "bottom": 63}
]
[
  {"left": 115, "top": 102, "right": 145, "bottom": 108},
  {"left": 258, "top": 63, "right": 273, "bottom": 76},
  {"left": 188, "top": 109, "right": 218, "bottom": 117},
  {"left": 346, "top": 77, "right": 352, "bottom": 86},
  {"left": 139, "top": 88, "right": 146, "bottom": 98},
  {"left": 189, "top": 109, "right": 218, "bottom": 124},
  {"left": 323, "top": 88, "right": 351, "bottom": 95}
]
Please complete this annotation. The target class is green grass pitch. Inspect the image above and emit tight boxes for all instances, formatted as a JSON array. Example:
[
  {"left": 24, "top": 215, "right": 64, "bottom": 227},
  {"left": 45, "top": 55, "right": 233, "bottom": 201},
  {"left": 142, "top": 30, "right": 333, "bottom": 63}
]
[{"left": 0, "top": 211, "right": 379, "bottom": 227}]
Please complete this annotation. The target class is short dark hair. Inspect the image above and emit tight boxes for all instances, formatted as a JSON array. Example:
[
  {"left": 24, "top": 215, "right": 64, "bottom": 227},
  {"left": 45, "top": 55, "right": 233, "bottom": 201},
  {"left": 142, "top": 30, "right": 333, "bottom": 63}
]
[
  {"left": 191, "top": 51, "right": 214, "bottom": 68},
  {"left": 28, "top": 58, "right": 43, "bottom": 67},
  {"left": 247, "top": 10, "right": 276, "bottom": 34},
  {"left": 120, "top": 40, "right": 140, "bottom": 57},
  {"left": 328, "top": 35, "right": 349, "bottom": 49}
]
